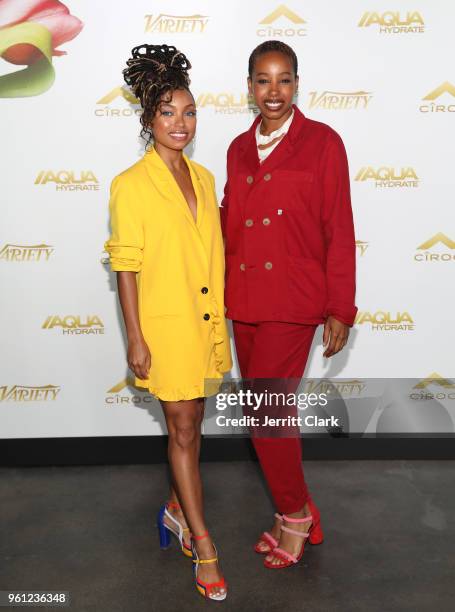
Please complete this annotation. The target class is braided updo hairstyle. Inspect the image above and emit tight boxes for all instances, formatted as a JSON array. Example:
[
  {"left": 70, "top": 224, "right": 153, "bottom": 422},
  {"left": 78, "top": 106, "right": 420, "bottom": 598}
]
[{"left": 123, "top": 44, "right": 192, "bottom": 147}]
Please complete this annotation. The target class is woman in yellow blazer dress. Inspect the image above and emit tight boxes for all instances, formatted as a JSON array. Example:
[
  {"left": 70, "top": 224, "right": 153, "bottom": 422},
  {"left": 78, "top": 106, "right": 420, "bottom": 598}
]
[{"left": 104, "top": 44, "right": 231, "bottom": 601}]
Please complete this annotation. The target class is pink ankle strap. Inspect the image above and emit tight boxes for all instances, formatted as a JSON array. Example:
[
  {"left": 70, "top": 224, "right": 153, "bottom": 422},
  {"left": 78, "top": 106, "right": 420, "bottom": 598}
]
[
  {"left": 281, "top": 525, "right": 310, "bottom": 538},
  {"left": 282, "top": 514, "right": 312, "bottom": 523}
]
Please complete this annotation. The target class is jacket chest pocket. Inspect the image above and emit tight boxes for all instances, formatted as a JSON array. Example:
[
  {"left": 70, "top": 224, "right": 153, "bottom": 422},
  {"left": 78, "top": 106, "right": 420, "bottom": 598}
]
[{"left": 270, "top": 170, "right": 314, "bottom": 212}]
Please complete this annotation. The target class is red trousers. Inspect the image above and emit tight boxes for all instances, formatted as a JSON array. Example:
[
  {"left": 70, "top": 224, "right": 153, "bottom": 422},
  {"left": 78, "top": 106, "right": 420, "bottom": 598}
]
[{"left": 233, "top": 320, "right": 317, "bottom": 514}]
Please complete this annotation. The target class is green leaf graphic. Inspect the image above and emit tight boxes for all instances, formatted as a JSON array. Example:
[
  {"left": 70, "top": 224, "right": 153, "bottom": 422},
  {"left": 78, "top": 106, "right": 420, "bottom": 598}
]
[{"left": 0, "top": 22, "right": 54, "bottom": 97}]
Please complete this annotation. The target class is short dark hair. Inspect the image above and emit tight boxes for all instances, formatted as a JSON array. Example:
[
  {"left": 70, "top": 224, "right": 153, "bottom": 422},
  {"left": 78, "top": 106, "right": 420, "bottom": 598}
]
[{"left": 248, "top": 40, "right": 298, "bottom": 78}]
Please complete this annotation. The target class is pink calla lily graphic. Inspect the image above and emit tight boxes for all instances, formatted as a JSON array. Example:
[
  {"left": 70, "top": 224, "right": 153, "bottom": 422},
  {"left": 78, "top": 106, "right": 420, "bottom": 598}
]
[{"left": 0, "top": 0, "right": 83, "bottom": 64}]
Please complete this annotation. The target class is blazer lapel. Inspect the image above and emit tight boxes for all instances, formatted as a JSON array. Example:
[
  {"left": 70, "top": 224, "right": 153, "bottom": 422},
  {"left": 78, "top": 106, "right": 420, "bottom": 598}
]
[{"left": 184, "top": 153, "right": 205, "bottom": 230}]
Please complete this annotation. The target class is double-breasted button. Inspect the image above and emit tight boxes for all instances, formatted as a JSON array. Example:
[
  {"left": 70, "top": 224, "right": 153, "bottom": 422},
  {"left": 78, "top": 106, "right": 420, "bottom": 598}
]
[
  {"left": 245, "top": 219, "right": 253, "bottom": 227},
  {"left": 265, "top": 261, "right": 273, "bottom": 270},
  {"left": 246, "top": 175, "right": 253, "bottom": 184},
  {"left": 201, "top": 287, "right": 208, "bottom": 294},
  {"left": 264, "top": 173, "right": 271, "bottom": 181},
  {"left": 263, "top": 217, "right": 271, "bottom": 226},
  {"left": 240, "top": 263, "right": 246, "bottom": 271},
  {"left": 203, "top": 313, "right": 210, "bottom": 321}
]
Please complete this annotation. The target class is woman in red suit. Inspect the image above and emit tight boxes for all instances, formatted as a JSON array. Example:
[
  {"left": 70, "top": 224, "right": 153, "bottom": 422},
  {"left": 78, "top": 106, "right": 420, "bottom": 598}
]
[{"left": 221, "top": 41, "right": 357, "bottom": 569}]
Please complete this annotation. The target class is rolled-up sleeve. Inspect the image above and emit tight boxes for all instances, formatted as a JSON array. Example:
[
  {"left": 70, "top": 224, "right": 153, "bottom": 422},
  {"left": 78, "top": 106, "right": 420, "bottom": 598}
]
[{"left": 104, "top": 175, "right": 144, "bottom": 272}]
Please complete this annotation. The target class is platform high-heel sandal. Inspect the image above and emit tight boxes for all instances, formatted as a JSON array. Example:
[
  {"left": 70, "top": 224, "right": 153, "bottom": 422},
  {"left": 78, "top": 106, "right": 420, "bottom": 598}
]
[
  {"left": 264, "top": 514, "right": 313, "bottom": 569},
  {"left": 192, "top": 531, "right": 227, "bottom": 601},
  {"left": 254, "top": 513, "right": 283, "bottom": 554},
  {"left": 156, "top": 501, "right": 192, "bottom": 558}
]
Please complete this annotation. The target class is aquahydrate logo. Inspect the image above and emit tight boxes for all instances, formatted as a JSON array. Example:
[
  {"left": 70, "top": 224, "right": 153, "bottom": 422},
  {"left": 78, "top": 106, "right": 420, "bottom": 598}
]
[
  {"left": 34, "top": 171, "right": 99, "bottom": 191},
  {"left": 307, "top": 90, "right": 372, "bottom": 110},
  {"left": 105, "top": 379, "right": 155, "bottom": 405},
  {"left": 358, "top": 11, "right": 424, "bottom": 34},
  {"left": 0, "top": 243, "right": 54, "bottom": 262},
  {"left": 420, "top": 82, "right": 455, "bottom": 113},
  {"left": 0, "top": 384, "right": 60, "bottom": 402},
  {"left": 257, "top": 5, "right": 307, "bottom": 37},
  {"left": 144, "top": 14, "right": 209, "bottom": 33},
  {"left": 195, "top": 93, "right": 257, "bottom": 115},
  {"left": 410, "top": 373, "right": 455, "bottom": 401},
  {"left": 355, "top": 240, "right": 369, "bottom": 256},
  {"left": 414, "top": 233, "right": 455, "bottom": 262},
  {"left": 42, "top": 315, "right": 104, "bottom": 335},
  {"left": 355, "top": 311, "right": 415, "bottom": 331},
  {"left": 95, "top": 86, "right": 141, "bottom": 118},
  {"left": 354, "top": 167, "right": 419, "bottom": 188}
]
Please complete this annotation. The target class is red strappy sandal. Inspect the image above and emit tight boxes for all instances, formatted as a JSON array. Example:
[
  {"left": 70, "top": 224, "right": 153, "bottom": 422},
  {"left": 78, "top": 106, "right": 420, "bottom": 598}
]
[{"left": 264, "top": 513, "right": 313, "bottom": 569}]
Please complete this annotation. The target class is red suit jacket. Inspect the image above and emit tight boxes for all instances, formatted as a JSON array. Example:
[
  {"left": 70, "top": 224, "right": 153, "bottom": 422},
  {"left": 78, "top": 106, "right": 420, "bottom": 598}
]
[{"left": 221, "top": 104, "right": 357, "bottom": 327}]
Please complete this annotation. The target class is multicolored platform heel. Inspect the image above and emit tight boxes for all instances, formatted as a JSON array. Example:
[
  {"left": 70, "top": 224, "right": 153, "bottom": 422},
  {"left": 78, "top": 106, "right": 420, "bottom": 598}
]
[
  {"left": 192, "top": 531, "right": 227, "bottom": 601},
  {"left": 264, "top": 513, "right": 313, "bottom": 569},
  {"left": 156, "top": 501, "right": 192, "bottom": 558}
]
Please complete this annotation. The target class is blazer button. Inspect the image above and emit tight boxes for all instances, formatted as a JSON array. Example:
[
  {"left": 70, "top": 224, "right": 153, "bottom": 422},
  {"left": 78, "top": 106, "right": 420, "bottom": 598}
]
[
  {"left": 246, "top": 175, "right": 253, "bottom": 184},
  {"left": 203, "top": 313, "right": 210, "bottom": 321},
  {"left": 263, "top": 217, "right": 271, "bottom": 226},
  {"left": 201, "top": 287, "right": 208, "bottom": 294},
  {"left": 264, "top": 261, "right": 273, "bottom": 270},
  {"left": 245, "top": 219, "right": 253, "bottom": 227},
  {"left": 264, "top": 173, "right": 271, "bottom": 181},
  {"left": 240, "top": 263, "right": 246, "bottom": 271}
]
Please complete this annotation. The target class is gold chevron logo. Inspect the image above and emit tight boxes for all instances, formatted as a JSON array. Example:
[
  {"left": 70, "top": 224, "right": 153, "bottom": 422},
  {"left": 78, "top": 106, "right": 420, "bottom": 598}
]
[
  {"left": 107, "top": 378, "right": 135, "bottom": 393},
  {"left": 97, "top": 87, "right": 139, "bottom": 105},
  {"left": 422, "top": 81, "right": 455, "bottom": 101},
  {"left": 260, "top": 4, "right": 305, "bottom": 24},
  {"left": 414, "top": 373, "right": 455, "bottom": 389},
  {"left": 417, "top": 233, "right": 455, "bottom": 250}
]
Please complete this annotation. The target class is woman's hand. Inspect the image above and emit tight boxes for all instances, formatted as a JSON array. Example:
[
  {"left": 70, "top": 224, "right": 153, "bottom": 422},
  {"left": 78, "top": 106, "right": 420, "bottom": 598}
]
[
  {"left": 323, "top": 316, "right": 349, "bottom": 358},
  {"left": 127, "top": 337, "right": 151, "bottom": 379}
]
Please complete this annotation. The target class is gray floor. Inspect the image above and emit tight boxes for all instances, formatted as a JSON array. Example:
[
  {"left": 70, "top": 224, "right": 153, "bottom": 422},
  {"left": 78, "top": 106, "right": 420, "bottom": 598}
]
[{"left": 1, "top": 460, "right": 454, "bottom": 612}]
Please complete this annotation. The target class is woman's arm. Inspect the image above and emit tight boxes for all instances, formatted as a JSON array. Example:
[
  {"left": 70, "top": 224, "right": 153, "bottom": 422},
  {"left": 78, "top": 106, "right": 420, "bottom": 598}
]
[{"left": 117, "top": 271, "right": 151, "bottom": 380}]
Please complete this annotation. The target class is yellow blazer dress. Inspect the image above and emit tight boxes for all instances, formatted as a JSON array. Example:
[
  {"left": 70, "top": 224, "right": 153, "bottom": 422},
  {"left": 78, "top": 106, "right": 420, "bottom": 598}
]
[{"left": 104, "top": 146, "right": 232, "bottom": 401}]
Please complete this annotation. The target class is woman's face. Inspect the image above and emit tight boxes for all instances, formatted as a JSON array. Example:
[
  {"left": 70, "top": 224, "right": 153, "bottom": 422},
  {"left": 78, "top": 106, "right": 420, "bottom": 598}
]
[
  {"left": 151, "top": 88, "right": 196, "bottom": 151},
  {"left": 248, "top": 51, "right": 298, "bottom": 121}
]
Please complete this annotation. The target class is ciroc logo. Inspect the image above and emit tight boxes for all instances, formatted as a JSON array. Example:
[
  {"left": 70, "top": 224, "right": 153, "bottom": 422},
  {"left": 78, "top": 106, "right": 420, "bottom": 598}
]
[
  {"left": 257, "top": 5, "right": 307, "bottom": 37},
  {"left": 358, "top": 11, "right": 424, "bottom": 34},
  {"left": 0, "top": 243, "right": 54, "bottom": 262},
  {"left": 410, "top": 373, "right": 455, "bottom": 401},
  {"left": 96, "top": 86, "right": 141, "bottom": 118},
  {"left": 42, "top": 315, "right": 105, "bottom": 335},
  {"left": 35, "top": 171, "right": 99, "bottom": 191},
  {"left": 144, "top": 13, "right": 209, "bottom": 33},
  {"left": 355, "top": 311, "right": 415, "bottom": 331},
  {"left": 414, "top": 233, "right": 455, "bottom": 262},
  {"left": 0, "top": 384, "right": 60, "bottom": 401},
  {"left": 355, "top": 167, "right": 419, "bottom": 188},
  {"left": 308, "top": 90, "right": 372, "bottom": 110},
  {"left": 420, "top": 82, "right": 455, "bottom": 113},
  {"left": 105, "top": 379, "right": 156, "bottom": 404}
]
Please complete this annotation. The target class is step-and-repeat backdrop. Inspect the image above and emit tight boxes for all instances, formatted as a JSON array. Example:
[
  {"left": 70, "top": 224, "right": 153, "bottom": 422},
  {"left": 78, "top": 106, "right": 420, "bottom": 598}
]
[{"left": 1, "top": 1, "right": 454, "bottom": 438}]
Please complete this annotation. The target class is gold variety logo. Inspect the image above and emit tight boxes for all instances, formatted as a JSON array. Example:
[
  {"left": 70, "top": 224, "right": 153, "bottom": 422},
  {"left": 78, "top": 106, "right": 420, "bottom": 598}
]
[
  {"left": 307, "top": 90, "right": 372, "bottom": 110},
  {"left": 34, "top": 171, "right": 99, "bottom": 191},
  {"left": 257, "top": 4, "right": 307, "bottom": 37},
  {"left": 355, "top": 311, "right": 415, "bottom": 331},
  {"left": 410, "top": 373, "right": 455, "bottom": 401},
  {"left": 42, "top": 315, "right": 104, "bottom": 335},
  {"left": 355, "top": 240, "right": 369, "bottom": 256},
  {"left": 354, "top": 167, "right": 419, "bottom": 188},
  {"left": 0, "top": 243, "right": 54, "bottom": 262},
  {"left": 414, "top": 232, "right": 455, "bottom": 262},
  {"left": 195, "top": 93, "right": 257, "bottom": 115},
  {"left": 420, "top": 82, "right": 455, "bottom": 113},
  {"left": 95, "top": 86, "right": 141, "bottom": 118},
  {"left": 358, "top": 11, "right": 424, "bottom": 33},
  {"left": 0, "top": 384, "right": 60, "bottom": 401},
  {"left": 105, "top": 378, "right": 155, "bottom": 404},
  {"left": 144, "top": 13, "right": 209, "bottom": 33},
  {"left": 304, "top": 379, "right": 366, "bottom": 397}
]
